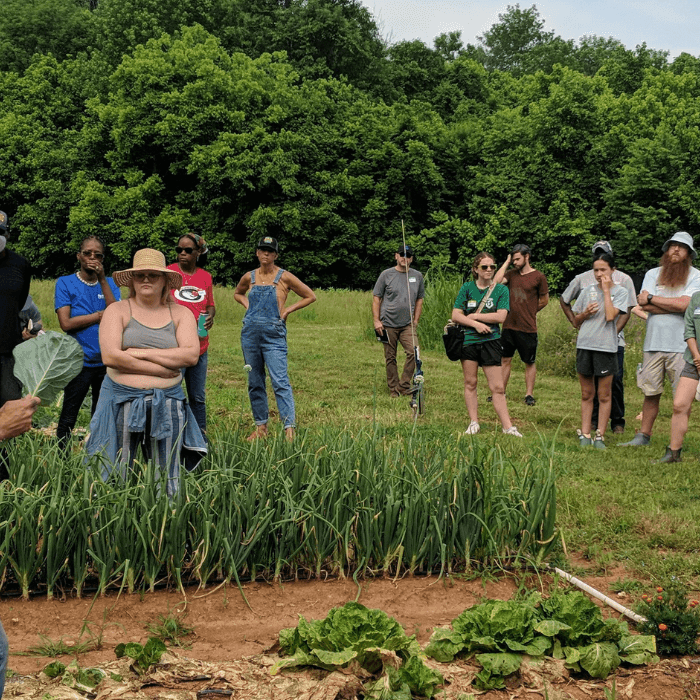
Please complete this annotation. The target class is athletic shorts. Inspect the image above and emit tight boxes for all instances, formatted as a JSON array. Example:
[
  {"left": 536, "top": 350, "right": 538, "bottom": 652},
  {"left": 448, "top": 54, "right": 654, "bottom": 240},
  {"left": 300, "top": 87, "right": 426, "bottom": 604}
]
[
  {"left": 576, "top": 349, "right": 618, "bottom": 378},
  {"left": 460, "top": 339, "right": 502, "bottom": 366},
  {"left": 500, "top": 329, "right": 538, "bottom": 363},
  {"left": 681, "top": 361, "right": 700, "bottom": 381},
  {"left": 636, "top": 351, "right": 685, "bottom": 396}
]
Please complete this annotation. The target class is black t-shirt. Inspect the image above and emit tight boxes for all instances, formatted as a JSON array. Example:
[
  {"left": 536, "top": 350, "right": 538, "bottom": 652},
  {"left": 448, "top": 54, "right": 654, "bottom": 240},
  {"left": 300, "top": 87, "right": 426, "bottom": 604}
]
[{"left": 0, "top": 250, "right": 31, "bottom": 354}]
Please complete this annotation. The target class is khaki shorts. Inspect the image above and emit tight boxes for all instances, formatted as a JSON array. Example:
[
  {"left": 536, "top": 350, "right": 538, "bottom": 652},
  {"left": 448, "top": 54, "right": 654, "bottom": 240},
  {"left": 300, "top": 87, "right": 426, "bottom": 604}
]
[{"left": 636, "top": 351, "right": 685, "bottom": 396}]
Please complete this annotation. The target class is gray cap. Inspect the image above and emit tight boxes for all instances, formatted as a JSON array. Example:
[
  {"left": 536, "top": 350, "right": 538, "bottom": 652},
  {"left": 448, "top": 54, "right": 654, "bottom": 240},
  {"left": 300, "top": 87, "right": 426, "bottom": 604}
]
[
  {"left": 592, "top": 240, "right": 613, "bottom": 256},
  {"left": 662, "top": 231, "right": 697, "bottom": 260}
]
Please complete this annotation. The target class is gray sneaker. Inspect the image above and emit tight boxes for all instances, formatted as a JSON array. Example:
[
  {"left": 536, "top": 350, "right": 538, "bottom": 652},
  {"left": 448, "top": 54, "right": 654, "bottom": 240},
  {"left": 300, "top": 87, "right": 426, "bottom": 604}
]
[
  {"left": 592, "top": 431, "right": 606, "bottom": 450},
  {"left": 618, "top": 432, "right": 651, "bottom": 447},
  {"left": 577, "top": 429, "right": 592, "bottom": 447}
]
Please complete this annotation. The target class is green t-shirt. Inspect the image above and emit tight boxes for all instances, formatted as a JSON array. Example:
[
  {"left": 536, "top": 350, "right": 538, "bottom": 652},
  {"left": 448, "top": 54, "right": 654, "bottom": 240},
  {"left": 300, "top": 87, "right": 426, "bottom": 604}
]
[
  {"left": 454, "top": 281, "right": 509, "bottom": 345},
  {"left": 683, "top": 290, "right": 700, "bottom": 365}
]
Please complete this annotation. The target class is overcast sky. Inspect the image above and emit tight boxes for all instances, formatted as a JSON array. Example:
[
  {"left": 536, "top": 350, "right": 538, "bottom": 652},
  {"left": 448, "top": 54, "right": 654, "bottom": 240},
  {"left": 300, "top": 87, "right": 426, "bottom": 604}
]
[{"left": 360, "top": 0, "right": 698, "bottom": 59}]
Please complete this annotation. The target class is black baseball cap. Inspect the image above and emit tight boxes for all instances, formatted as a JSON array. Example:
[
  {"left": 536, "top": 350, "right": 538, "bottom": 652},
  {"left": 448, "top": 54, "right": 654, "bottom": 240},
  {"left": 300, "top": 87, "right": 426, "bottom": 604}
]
[
  {"left": 256, "top": 236, "right": 279, "bottom": 252},
  {"left": 397, "top": 245, "right": 413, "bottom": 257}
]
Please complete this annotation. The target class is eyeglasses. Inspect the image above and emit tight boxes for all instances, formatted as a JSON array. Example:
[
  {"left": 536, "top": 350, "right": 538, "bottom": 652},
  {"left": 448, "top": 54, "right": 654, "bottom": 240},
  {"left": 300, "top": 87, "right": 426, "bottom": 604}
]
[
  {"left": 176, "top": 246, "right": 195, "bottom": 254},
  {"left": 80, "top": 251, "right": 104, "bottom": 260},
  {"left": 132, "top": 272, "right": 164, "bottom": 282},
  {"left": 479, "top": 264, "right": 496, "bottom": 270}
]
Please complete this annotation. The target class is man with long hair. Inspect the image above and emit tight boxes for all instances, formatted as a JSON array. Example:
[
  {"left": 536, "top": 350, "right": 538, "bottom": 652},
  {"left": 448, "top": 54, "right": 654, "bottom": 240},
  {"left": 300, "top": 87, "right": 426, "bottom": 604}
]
[{"left": 620, "top": 232, "right": 700, "bottom": 446}]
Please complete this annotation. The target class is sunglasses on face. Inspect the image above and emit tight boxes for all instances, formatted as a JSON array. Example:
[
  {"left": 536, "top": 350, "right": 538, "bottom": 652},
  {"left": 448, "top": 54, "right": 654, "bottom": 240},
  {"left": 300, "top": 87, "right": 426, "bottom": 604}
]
[
  {"left": 132, "top": 272, "right": 164, "bottom": 282},
  {"left": 479, "top": 264, "right": 496, "bottom": 270},
  {"left": 176, "top": 246, "right": 195, "bottom": 254},
  {"left": 80, "top": 251, "right": 104, "bottom": 260}
]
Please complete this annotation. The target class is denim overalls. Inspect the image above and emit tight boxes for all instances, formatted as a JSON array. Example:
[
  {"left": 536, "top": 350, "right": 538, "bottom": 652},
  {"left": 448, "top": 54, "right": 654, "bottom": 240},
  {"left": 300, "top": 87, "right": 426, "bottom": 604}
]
[{"left": 240, "top": 269, "right": 295, "bottom": 428}]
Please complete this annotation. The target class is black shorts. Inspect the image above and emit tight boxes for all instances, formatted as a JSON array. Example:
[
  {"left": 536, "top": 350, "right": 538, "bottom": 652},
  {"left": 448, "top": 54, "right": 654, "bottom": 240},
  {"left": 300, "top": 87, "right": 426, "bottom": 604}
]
[
  {"left": 460, "top": 339, "right": 502, "bottom": 366},
  {"left": 501, "top": 329, "right": 538, "bottom": 364},
  {"left": 576, "top": 349, "right": 618, "bottom": 378},
  {"left": 681, "top": 361, "right": 700, "bottom": 381}
]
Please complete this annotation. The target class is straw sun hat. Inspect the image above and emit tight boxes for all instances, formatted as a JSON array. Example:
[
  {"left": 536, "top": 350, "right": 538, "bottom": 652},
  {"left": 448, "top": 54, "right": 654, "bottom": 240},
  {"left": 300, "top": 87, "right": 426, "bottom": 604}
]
[{"left": 113, "top": 248, "right": 183, "bottom": 289}]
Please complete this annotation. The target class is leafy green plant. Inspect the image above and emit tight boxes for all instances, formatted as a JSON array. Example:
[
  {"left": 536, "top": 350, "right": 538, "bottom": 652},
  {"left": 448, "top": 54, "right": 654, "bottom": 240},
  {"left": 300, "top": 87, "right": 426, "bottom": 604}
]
[
  {"left": 146, "top": 606, "right": 194, "bottom": 647},
  {"left": 273, "top": 602, "right": 443, "bottom": 698},
  {"left": 115, "top": 637, "right": 167, "bottom": 674},
  {"left": 29, "top": 634, "right": 96, "bottom": 657},
  {"left": 12, "top": 331, "right": 84, "bottom": 403},
  {"left": 637, "top": 582, "right": 700, "bottom": 655},
  {"left": 425, "top": 590, "right": 657, "bottom": 690}
]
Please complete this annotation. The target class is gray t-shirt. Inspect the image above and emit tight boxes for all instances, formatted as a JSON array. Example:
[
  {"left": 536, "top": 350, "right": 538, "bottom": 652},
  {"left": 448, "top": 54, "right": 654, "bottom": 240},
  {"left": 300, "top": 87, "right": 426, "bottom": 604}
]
[
  {"left": 641, "top": 266, "right": 700, "bottom": 353},
  {"left": 373, "top": 267, "right": 425, "bottom": 328},
  {"left": 572, "top": 284, "right": 629, "bottom": 353},
  {"left": 561, "top": 269, "right": 635, "bottom": 347}
]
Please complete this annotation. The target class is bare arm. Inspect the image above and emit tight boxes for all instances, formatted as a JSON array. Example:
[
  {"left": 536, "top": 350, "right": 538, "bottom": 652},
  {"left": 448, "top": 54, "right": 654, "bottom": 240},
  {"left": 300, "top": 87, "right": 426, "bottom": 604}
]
[
  {"left": 631, "top": 305, "right": 649, "bottom": 321},
  {"left": 559, "top": 297, "right": 579, "bottom": 329},
  {"left": 57, "top": 305, "right": 103, "bottom": 332},
  {"left": 413, "top": 297, "right": 423, "bottom": 325},
  {"left": 638, "top": 290, "right": 691, "bottom": 314},
  {"left": 470, "top": 309, "right": 508, "bottom": 325},
  {"left": 99, "top": 303, "right": 180, "bottom": 378},
  {"left": 616, "top": 309, "right": 631, "bottom": 333},
  {"left": 452, "top": 307, "right": 508, "bottom": 334},
  {"left": 281, "top": 273, "right": 316, "bottom": 321},
  {"left": 233, "top": 272, "right": 252, "bottom": 310},
  {"left": 537, "top": 293, "right": 549, "bottom": 312},
  {"left": 204, "top": 304, "right": 216, "bottom": 331},
  {"left": 492, "top": 255, "right": 511, "bottom": 286},
  {"left": 372, "top": 295, "right": 383, "bottom": 332},
  {"left": 688, "top": 337, "right": 700, "bottom": 372},
  {"left": 125, "top": 306, "right": 199, "bottom": 369}
]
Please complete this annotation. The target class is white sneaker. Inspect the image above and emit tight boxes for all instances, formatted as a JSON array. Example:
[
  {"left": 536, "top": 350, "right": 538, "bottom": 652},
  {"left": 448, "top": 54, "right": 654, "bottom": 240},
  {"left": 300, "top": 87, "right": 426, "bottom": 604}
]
[
  {"left": 503, "top": 426, "right": 523, "bottom": 437},
  {"left": 464, "top": 421, "right": 480, "bottom": 435}
]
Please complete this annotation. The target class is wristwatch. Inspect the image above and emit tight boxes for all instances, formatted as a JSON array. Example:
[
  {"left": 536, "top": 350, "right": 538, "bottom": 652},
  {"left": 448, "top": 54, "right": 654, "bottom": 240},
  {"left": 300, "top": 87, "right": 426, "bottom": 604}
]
[{"left": 647, "top": 294, "right": 654, "bottom": 304}]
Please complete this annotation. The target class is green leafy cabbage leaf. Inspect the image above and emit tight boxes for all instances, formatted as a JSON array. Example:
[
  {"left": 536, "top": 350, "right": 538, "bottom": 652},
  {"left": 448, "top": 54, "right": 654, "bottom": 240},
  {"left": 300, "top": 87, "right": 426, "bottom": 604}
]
[{"left": 13, "top": 331, "right": 83, "bottom": 403}]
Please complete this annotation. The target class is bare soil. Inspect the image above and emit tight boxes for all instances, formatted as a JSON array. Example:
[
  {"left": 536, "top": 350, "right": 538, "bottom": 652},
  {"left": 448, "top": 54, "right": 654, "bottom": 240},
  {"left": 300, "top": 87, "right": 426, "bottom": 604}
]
[{"left": 3, "top": 566, "right": 700, "bottom": 699}]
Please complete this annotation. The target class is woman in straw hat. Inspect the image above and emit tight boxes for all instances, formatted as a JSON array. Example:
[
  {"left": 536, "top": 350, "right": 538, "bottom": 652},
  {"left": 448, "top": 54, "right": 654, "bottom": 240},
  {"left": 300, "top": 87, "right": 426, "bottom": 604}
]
[{"left": 85, "top": 249, "right": 206, "bottom": 496}]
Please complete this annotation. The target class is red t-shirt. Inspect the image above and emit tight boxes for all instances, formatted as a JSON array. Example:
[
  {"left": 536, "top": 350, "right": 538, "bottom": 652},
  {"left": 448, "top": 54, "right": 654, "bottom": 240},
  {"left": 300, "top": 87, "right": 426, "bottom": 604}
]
[
  {"left": 167, "top": 264, "right": 215, "bottom": 354},
  {"left": 502, "top": 269, "right": 549, "bottom": 333}
]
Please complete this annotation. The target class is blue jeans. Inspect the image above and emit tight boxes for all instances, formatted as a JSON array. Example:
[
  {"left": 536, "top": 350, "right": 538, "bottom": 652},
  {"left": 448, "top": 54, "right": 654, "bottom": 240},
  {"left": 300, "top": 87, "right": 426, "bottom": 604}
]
[
  {"left": 241, "top": 320, "right": 295, "bottom": 428},
  {"left": 57, "top": 365, "right": 106, "bottom": 445},
  {"left": 0, "top": 619, "right": 7, "bottom": 698},
  {"left": 184, "top": 351, "right": 207, "bottom": 436}
]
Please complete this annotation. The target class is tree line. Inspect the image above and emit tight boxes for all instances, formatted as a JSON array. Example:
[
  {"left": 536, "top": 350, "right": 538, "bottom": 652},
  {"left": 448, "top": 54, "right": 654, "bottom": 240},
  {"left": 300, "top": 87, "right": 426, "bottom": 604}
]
[{"left": 2, "top": 1, "right": 700, "bottom": 290}]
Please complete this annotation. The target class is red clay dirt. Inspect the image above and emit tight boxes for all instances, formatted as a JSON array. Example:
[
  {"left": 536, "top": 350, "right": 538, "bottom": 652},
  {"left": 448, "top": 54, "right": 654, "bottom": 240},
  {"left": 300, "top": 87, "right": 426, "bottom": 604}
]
[{"left": 3, "top": 568, "right": 699, "bottom": 699}]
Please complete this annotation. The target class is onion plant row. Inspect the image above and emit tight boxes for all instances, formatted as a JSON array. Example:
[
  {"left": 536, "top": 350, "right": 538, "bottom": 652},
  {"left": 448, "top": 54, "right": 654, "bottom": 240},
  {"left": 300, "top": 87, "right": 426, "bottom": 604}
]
[{"left": 0, "top": 428, "right": 557, "bottom": 599}]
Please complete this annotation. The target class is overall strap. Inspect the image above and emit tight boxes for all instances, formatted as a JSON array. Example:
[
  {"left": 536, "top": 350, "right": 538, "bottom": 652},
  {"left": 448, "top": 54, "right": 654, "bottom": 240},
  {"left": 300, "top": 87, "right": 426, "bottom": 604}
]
[
  {"left": 250, "top": 270, "right": 256, "bottom": 284},
  {"left": 273, "top": 268, "right": 285, "bottom": 285}
]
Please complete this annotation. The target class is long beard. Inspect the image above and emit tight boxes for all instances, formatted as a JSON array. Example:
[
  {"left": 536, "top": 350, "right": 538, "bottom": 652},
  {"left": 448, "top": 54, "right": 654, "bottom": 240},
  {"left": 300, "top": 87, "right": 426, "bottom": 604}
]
[{"left": 658, "top": 251, "right": 691, "bottom": 288}]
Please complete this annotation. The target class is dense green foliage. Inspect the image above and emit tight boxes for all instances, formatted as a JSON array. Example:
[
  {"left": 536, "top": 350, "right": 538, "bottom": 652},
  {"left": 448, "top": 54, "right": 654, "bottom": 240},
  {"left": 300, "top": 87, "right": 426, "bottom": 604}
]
[{"left": 2, "top": 1, "right": 700, "bottom": 287}]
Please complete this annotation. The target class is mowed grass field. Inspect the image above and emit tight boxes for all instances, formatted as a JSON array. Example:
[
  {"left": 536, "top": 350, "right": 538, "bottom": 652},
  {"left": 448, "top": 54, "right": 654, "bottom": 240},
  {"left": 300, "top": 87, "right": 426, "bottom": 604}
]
[{"left": 27, "top": 279, "right": 700, "bottom": 589}]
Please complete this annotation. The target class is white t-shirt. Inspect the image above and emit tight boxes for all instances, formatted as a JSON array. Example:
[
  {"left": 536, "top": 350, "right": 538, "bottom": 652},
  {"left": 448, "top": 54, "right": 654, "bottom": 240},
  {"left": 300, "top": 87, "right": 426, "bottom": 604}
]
[{"left": 642, "top": 266, "right": 700, "bottom": 353}]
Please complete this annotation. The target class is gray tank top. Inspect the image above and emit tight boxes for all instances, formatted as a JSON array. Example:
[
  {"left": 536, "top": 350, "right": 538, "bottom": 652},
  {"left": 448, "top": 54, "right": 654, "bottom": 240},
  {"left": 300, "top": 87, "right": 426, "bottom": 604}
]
[{"left": 122, "top": 300, "right": 177, "bottom": 349}]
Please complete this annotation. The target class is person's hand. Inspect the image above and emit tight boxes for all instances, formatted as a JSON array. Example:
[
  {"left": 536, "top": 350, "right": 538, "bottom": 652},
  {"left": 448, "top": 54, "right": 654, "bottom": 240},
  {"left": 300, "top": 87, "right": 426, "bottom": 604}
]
[
  {"left": 638, "top": 290, "right": 650, "bottom": 306},
  {"left": 693, "top": 355, "right": 700, "bottom": 373},
  {"left": 21, "top": 328, "right": 33, "bottom": 341},
  {"left": 473, "top": 321, "right": 491, "bottom": 334},
  {"left": 86, "top": 259, "right": 107, "bottom": 281},
  {"left": 0, "top": 396, "right": 41, "bottom": 441},
  {"left": 373, "top": 320, "right": 384, "bottom": 333},
  {"left": 281, "top": 308, "right": 290, "bottom": 322},
  {"left": 155, "top": 367, "right": 181, "bottom": 379},
  {"left": 600, "top": 274, "right": 613, "bottom": 293},
  {"left": 584, "top": 302, "right": 599, "bottom": 318},
  {"left": 204, "top": 315, "right": 214, "bottom": 331}
]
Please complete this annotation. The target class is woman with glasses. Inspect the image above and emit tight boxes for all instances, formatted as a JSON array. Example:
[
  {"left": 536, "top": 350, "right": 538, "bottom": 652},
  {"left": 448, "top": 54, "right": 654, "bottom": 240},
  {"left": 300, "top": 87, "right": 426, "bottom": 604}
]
[
  {"left": 85, "top": 249, "right": 205, "bottom": 496},
  {"left": 54, "top": 236, "right": 120, "bottom": 447},
  {"left": 452, "top": 251, "right": 522, "bottom": 437},
  {"left": 166, "top": 233, "right": 215, "bottom": 437}
]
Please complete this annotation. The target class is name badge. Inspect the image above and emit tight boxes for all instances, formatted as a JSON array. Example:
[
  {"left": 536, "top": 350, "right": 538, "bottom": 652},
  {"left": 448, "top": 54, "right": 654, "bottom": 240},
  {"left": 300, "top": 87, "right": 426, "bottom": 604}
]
[
  {"left": 467, "top": 300, "right": 477, "bottom": 308},
  {"left": 409, "top": 277, "right": 417, "bottom": 283},
  {"left": 694, "top": 308, "right": 700, "bottom": 317}
]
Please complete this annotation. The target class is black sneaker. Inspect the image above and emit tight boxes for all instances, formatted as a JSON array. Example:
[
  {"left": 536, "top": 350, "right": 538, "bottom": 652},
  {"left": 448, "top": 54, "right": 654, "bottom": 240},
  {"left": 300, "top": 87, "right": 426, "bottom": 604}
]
[
  {"left": 486, "top": 395, "right": 493, "bottom": 402},
  {"left": 524, "top": 395, "right": 536, "bottom": 406}
]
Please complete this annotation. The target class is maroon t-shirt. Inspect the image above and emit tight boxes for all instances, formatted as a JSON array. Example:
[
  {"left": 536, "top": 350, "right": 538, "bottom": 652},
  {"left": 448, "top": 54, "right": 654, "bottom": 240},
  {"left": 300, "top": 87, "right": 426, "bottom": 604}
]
[{"left": 503, "top": 269, "right": 549, "bottom": 333}]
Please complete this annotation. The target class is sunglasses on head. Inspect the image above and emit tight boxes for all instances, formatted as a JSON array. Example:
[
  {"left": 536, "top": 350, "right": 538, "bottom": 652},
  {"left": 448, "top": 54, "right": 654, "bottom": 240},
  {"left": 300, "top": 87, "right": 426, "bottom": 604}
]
[
  {"left": 479, "top": 264, "right": 496, "bottom": 270},
  {"left": 80, "top": 251, "right": 104, "bottom": 260},
  {"left": 132, "top": 272, "right": 163, "bottom": 281},
  {"left": 176, "top": 246, "right": 195, "bottom": 254}
]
